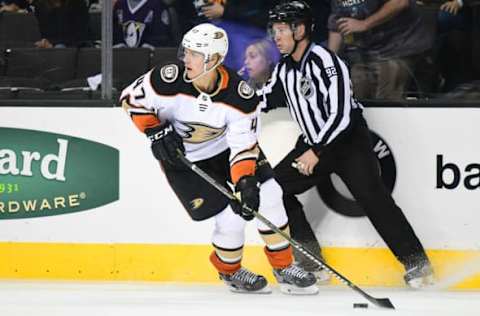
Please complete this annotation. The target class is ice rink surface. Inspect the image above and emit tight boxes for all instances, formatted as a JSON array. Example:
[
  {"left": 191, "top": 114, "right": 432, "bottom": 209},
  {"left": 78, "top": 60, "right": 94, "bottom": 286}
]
[{"left": 0, "top": 281, "right": 479, "bottom": 316}]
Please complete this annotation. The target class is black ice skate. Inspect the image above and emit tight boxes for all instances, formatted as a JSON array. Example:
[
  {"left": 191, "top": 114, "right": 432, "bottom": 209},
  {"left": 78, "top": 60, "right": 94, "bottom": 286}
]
[
  {"left": 404, "top": 261, "right": 435, "bottom": 289},
  {"left": 273, "top": 264, "right": 319, "bottom": 295},
  {"left": 219, "top": 268, "right": 271, "bottom": 294}
]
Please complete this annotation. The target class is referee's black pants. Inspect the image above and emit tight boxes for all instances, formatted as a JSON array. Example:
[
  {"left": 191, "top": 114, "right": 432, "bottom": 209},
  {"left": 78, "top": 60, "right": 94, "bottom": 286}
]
[{"left": 274, "top": 111, "right": 428, "bottom": 268}]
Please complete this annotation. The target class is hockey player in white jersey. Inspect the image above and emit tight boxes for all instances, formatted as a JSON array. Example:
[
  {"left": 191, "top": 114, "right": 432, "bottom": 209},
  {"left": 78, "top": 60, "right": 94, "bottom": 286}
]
[{"left": 120, "top": 23, "right": 319, "bottom": 295}]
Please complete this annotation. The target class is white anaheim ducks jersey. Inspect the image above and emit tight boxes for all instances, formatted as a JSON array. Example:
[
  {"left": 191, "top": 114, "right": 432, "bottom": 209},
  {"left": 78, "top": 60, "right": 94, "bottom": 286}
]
[{"left": 120, "top": 62, "right": 261, "bottom": 174}]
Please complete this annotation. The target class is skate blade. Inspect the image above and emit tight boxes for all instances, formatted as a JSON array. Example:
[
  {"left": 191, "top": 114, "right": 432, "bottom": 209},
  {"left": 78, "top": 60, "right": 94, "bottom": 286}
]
[
  {"left": 313, "top": 270, "right": 331, "bottom": 285},
  {"left": 407, "top": 275, "right": 435, "bottom": 289},
  {"left": 228, "top": 285, "right": 272, "bottom": 294},
  {"left": 279, "top": 284, "right": 319, "bottom": 295}
]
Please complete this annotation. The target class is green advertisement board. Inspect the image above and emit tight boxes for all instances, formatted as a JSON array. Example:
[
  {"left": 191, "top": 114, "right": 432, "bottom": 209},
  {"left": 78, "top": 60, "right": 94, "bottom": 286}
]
[{"left": 0, "top": 128, "right": 119, "bottom": 219}]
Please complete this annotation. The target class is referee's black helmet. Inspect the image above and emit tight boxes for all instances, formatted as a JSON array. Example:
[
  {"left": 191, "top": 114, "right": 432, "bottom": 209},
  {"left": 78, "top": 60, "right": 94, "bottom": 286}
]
[{"left": 268, "top": 1, "right": 314, "bottom": 37}]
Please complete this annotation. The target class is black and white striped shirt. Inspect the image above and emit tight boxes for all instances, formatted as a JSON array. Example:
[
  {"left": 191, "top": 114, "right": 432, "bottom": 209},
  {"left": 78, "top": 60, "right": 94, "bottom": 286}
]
[{"left": 260, "top": 42, "right": 362, "bottom": 153}]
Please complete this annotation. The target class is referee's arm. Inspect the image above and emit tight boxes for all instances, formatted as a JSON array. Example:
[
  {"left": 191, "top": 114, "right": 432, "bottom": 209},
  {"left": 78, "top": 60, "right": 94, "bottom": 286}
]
[{"left": 312, "top": 52, "right": 353, "bottom": 155}]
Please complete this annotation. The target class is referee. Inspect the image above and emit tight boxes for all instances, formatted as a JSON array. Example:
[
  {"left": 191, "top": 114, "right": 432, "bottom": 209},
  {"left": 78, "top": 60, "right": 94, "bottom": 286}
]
[{"left": 262, "top": 0, "right": 433, "bottom": 288}]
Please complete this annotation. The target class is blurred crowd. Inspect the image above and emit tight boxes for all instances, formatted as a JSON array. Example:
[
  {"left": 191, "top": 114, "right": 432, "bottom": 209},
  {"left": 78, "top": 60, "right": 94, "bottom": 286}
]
[{"left": 0, "top": 0, "right": 479, "bottom": 100}]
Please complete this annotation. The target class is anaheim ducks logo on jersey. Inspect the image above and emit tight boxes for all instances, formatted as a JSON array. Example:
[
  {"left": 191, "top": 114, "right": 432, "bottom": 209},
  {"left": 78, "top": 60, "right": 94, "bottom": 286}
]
[
  {"left": 123, "top": 20, "right": 147, "bottom": 48},
  {"left": 189, "top": 198, "right": 204, "bottom": 210},
  {"left": 176, "top": 121, "right": 226, "bottom": 144}
]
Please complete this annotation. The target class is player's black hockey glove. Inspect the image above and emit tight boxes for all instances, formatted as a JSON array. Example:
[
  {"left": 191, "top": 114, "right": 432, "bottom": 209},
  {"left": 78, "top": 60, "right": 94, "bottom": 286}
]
[
  {"left": 145, "top": 121, "right": 185, "bottom": 167},
  {"left": 231, "top": 175, "right": 260, "bottom": 221}
]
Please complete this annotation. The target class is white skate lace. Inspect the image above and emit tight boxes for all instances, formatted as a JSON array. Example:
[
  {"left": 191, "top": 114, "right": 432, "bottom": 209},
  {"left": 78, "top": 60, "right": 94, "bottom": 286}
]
[
  {"left": 283, "top": 265, "right": 309, "bottom": 279},
  {"left": 233, "top": 268, "right": 258, "bottom": 285}
]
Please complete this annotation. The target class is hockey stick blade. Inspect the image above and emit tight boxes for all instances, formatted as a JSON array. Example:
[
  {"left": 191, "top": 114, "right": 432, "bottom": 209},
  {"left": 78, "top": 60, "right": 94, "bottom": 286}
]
[
  {"left": 176, "top": 152, "right": 395, "bottom": 309},
  {"left": 375, "top": 298, "right": 395, "bottom": 309}
]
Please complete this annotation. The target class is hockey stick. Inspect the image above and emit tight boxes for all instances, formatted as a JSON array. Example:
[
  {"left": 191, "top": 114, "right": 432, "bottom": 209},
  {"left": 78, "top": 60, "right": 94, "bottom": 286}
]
[{"left": 176, "top": 152, "right": 395, "bottom": 309}]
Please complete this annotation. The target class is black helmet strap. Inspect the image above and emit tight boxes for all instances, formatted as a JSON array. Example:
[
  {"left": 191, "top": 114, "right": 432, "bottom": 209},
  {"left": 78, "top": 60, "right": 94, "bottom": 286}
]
[{"left": 286, "top": 22, "right": 307, "bottom": 57}]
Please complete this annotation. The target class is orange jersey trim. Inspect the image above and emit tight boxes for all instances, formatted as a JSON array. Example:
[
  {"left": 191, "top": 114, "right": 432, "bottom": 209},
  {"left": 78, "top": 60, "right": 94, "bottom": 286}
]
[
  {"left": 217, "top": 66, "right": 229, "bottom": 91},
  {"left": 131, "top": 113, "right": 161, "bottom": 133},
  {"left": 230, "top": 159, "right": 256, "bottom": 184}
]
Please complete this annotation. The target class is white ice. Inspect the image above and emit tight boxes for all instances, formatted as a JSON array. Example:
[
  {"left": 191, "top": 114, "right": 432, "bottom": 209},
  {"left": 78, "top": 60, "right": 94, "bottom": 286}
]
[{"left": 0, "top": 281, "right": 479, "bottom": 316}]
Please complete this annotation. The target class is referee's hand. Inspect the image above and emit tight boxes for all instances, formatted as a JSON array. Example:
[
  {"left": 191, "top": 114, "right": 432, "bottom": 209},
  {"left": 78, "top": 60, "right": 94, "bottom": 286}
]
[{"left": 293, "top": 149, "right": 319, "bottom": 176}]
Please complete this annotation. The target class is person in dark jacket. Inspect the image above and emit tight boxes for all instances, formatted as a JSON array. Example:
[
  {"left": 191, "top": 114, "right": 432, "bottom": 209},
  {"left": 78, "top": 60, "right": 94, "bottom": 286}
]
[
  {"left": 113, "top": 0, "right": 174, "bottom": 49},
  {"left": 32, "top": 0, "right": 91, "bottom": 48}
]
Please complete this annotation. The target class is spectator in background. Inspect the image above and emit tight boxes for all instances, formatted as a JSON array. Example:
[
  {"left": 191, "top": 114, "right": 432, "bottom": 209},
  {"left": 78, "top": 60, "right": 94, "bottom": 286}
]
[
  {"left": 240, "top": 39, "right": 279, "bottom": 90},
  {"left": 177, "top": 0, "right": 276, "bottom": 72},
  {"left": 199, "top": 0, "right": 272, "bottom": 29},
  {"left": 88, "top": 0, "right": 119, "bottom": 12},
  {"left": 304, "top": 0, "right": 331, "bottom": 45},
  {"left": 113, "top": 0, "right": 174, "bottom": 49},
  {"left": 0, "top": 0, "right": 29, "bottom": 12},
  {"left": 438, "top": 0, "right": 469, "bottom": 34},
  {"left": 328, "top": 0, "right": 433, "bottom": 99},
  {"left": 434, "top": 0, "right": 474, "bottom": 92},
  {"left": 32, "top": 0, "right": 91, "bottom": 48}
]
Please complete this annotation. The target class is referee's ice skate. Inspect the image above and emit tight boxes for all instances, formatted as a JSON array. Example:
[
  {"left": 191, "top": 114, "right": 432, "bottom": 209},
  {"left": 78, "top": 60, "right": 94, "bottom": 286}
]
[
  {"left": 293, "top": 241, "right": 331, "bottom": 284},
  {"left": 404, "top": 261, "right": 435, "bottom": 289}
]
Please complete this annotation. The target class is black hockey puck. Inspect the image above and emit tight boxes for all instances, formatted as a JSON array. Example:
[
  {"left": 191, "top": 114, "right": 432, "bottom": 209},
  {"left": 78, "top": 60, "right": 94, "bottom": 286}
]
[{"left": 353, "top": 303, "right": 368, "bottom": 308}]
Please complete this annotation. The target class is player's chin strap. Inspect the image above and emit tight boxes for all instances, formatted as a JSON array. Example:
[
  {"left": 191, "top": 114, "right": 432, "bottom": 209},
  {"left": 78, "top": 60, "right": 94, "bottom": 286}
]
[
  {"left": 183, "top": 58, "right": 224, "bottom": 83},
  {"left": 175, "top": 150, "right": 395, "bottom": 310}
]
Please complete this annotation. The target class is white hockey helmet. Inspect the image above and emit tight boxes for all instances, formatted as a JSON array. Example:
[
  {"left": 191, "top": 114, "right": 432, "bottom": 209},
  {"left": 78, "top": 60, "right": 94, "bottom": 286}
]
[{"left": 181, "top": 23, "right": 229, "bottom": 64}]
